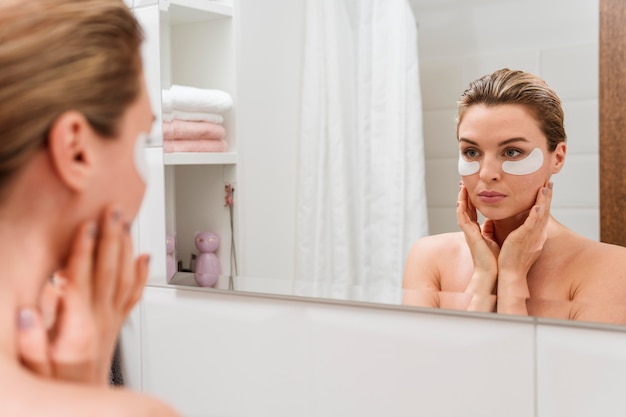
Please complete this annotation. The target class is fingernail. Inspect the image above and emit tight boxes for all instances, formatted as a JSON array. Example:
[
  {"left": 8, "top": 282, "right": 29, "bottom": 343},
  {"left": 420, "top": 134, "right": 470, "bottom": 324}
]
[
  {"left": 535, "top": 206, "right": 541, "bottom": 213},
  {"left": 145, "top": 255, "right": 151, "bottom": 265},
  {"left": 548, "top": 182, "right": 554, "bottom": 190},
  {"left": 86, "top": 221, "right": 97, "bottom": 238},
  {"left": 542, "top": 188, "right": 547, "bottom": 196},
  {"left": 123, "top": 221, "right": 131, "bottom": 233},
  {"left": 111, "top": 208, "right": 122, "bottom": 222},
  {"left": 17, "top": 308, "right": 35, "bottom": 330}
]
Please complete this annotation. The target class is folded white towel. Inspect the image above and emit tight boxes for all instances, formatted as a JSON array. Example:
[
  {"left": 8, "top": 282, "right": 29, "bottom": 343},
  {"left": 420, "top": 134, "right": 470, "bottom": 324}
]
[
  {"left": 173, "top": 110, "right": 224, "bottom": 124},
  {"left": 162, "top": 112, "right": 174, "bottom": 122},
  {"left": 171, "top": 85, "right": 233, "bottom": 114},
  {"left": 161, "top": 89, "right": 173, "bottom": 114}
]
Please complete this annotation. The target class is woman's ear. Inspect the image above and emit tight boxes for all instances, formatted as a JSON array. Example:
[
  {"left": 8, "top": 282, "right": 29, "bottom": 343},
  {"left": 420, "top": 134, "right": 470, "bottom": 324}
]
[
  {"left": 551, "top": 142, "right": 567, "bottom": 174},
  {"left": 47, "top": 111, "right": 95, "bottom": 192}
]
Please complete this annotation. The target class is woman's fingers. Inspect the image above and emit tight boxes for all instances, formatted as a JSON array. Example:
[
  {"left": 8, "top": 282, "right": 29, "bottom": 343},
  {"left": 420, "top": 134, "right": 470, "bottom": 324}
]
[
  {"left": 125, "top": 254, "right": 150, "bottom": 313},
  {"left": 94, "top": 206, "right": 123, "bottom": 304},
  {"left": 62, "top": 221, "right": 97, "bottom": 302},
  {"left": 523, "top": 181, "right": 553, "bottom": 231},
  {"left": 457, "top": 183, "right": 482, "bottom": 240},
  {"left": 16, "top": 307, "right": 52, "bottom": 377}
]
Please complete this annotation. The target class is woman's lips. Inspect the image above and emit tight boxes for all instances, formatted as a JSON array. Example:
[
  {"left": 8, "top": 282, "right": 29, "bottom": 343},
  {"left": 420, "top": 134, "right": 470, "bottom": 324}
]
[{"left": 478, "top": 191, "right": 506, "bottom": 204}]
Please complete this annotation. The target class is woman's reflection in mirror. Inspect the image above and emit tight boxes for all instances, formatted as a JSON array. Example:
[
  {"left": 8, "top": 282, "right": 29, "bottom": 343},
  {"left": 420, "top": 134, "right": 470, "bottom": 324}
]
[{"left": 402, "top": 68, "right": 626, "bottom": 325}]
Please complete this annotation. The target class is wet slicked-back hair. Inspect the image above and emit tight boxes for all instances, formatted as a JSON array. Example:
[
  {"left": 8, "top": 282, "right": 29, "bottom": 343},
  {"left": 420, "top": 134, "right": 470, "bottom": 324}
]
[{"left": 457, "top": 68, "right": 566, "bottom": 151}]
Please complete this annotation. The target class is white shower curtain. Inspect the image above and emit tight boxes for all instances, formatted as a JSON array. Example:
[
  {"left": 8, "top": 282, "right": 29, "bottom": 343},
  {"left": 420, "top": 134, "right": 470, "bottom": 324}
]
[{"left": 295, "top": 0, "right": 428, "bottom": 302}]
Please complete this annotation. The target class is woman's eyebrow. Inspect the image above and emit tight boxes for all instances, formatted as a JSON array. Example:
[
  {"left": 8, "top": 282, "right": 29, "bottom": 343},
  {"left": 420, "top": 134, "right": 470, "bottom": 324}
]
[
  {"left": 458, "top": 137, "right": 530, "bottom": 146},
  {"left": 458, "top": 138, "right": 479, "bottom": 146},
  {"left": 498, "top": 137, "right": 529, "bottom": 146}
]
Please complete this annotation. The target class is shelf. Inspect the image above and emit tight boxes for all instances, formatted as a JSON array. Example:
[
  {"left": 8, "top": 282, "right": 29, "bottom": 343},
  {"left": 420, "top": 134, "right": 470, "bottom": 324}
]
[
  {"left": 165, "top": 0, "right": 233, "bottom": 24},
  {"left": 163, "top": 151, "right": 237, "bottom": 165}
]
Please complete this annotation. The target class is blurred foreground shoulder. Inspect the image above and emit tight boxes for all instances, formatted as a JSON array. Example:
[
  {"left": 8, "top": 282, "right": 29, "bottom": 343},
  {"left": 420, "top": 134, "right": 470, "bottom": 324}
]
[{"left": 1, "top": 365, "right": 182, "bottom": 417}]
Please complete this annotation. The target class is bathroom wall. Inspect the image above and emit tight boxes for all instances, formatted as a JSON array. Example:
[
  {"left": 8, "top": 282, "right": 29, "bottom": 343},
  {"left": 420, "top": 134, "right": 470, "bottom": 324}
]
[{"left": 413, "top": 0, "right": 599, "bottom": 238}]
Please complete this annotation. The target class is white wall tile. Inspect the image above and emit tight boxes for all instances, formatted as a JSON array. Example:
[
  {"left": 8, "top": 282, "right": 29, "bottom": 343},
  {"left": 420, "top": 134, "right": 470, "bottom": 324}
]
[
  {"left": 537, "top": 324, "right": 626, "bottom": 417},
  {"left": 551, "top": 154, "right": 599, "bottom": 208},
  {"left": 142, "top": 286, "right": 536, "bottom": 417},
  {"left": 562, "top": 100, "right": 599, "bottom": 155},
  {"left": 419, "top": 58, "right": 465, "bottom": 111},
  {"left": 461, "top": 50, "right": 540, "bottom": 87},
  {"left": 306, "top": 306, "right": 535, "bottom": 417},
  {"left": 423, "top": 109, "right": 458, "bottom": 159},
  {"left": 540, "top": 44, "right": 599, "bottom": 101},
  {"left": 412, "top": 0, "right": 597, "bottom": 58},
  {"left": 425, "top": 157, "right": 459, "bottom": 207},
  {"left": 550, "top": 208, "right": 599, "bottom": 241},
  {"left": 427, "top": 207, "right": 458, "bottom": 235}
]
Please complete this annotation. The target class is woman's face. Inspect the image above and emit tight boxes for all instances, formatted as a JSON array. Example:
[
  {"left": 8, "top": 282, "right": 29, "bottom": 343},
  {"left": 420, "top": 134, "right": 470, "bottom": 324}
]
[
  {"left": 457, "top": 103, "right": 565, "bottom": 221},
  {"left": 92, "top": 71, "right": 154, "bottom": 222}
]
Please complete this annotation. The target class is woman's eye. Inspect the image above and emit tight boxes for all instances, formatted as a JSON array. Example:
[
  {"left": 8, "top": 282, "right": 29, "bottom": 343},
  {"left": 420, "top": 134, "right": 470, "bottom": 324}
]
[
  {"left": 463, "top": 148, "right": 480, "bottom": 158},
  {"left": 503, "top": 148, "right": 522, "bottom": 158}
]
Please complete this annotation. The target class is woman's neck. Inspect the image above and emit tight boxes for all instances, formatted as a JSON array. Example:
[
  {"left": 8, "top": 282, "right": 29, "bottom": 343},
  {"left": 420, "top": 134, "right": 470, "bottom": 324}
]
[
  {"left": 491, "top": 209, "right": 533, "bottom": 246},
  {"left": 490, "top": 211, "right": 561, "bottom": 248},
  {"left": 0, "top": 215, "right": 58, "bottom": 362}
]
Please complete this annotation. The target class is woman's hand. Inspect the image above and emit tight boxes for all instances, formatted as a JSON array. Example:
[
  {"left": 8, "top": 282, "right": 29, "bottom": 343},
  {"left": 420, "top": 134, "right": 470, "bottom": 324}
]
[
  {"left": 496, "top": 182, "right": 553, "bottom": 314},
  {"left": 497, "top": 182, "right": 552, "bottom": 290},
  {"left": 457, "top": 183, "right": 499, "bottom": 305},
  {"left": 17, "top": 206, "right": 150, "bottom": 385}
]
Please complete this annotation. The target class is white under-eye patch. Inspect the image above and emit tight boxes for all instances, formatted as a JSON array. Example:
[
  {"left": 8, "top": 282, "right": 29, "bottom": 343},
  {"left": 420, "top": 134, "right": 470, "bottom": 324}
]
[
  {"left": 502, "top": 147, "right": 544, "bottom": 175},
  {"left": 134, "top": 132, "right": 150, "bottom": 184},
  {"left": 458, "top": 153, "right": 480, "bottom": 176}
]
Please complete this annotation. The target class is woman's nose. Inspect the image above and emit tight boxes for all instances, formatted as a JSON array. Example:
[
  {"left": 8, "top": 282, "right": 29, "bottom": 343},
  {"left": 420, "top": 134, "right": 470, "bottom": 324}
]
[{"left": 478, "top": 156, "right": 501, "bottom": 181}]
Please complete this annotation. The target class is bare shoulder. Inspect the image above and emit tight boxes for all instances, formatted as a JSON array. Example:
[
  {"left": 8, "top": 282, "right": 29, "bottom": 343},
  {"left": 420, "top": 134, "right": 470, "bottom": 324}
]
[
  {"left": 570, "top": 237, "right": 626, "bottom": 275},
  {"left": 403, "top": 232, "right": 468, "bottom": 289},
  {"left": 406, "top": 232, "right": 467, "bottom": 257},
  {"left": 0, "top": 363, "right": 181, "bottom": 417},
  {"left": 560, "top": 238, "right": 626, "bottom": 324},
  {"left": 565, "top": 236, "right": 626, "bottom": 302}
]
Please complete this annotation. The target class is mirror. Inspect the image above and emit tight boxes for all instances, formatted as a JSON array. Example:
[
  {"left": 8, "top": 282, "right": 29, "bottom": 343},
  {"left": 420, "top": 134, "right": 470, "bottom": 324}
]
[{"left": 162, "top": 0, "right": 611, "bottom": 325}]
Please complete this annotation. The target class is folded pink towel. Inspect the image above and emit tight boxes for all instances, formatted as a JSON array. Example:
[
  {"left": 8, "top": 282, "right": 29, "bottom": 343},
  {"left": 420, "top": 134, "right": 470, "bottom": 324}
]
[
  {"left": 162, "top": 120, "right": 226, "bottom": 141},
  {"left": 164, "top": 139, "right": 227, "bottom": 153}
]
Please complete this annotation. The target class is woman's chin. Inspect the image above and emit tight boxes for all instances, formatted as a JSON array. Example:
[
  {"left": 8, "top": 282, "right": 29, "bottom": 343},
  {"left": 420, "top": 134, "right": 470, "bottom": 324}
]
[
  {"left": 478, "top": 206, "right": 533, "bottom": 223},
  {"left": 476, "top": 206, "right": 518, "bottom": 222}
]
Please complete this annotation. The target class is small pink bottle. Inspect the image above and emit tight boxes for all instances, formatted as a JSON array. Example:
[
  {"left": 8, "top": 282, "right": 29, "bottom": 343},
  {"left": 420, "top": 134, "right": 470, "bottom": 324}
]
[{"left": 193, "top": 231, "right": 221, "bottom": 287}]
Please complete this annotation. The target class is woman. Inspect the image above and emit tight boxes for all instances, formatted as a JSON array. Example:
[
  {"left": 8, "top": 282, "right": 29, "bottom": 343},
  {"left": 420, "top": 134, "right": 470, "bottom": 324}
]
[
  {"left": 0, "top": 0, "right": 179, "bottom": 415},
  {"left": 402, "top": 68, "right": 626, "bottom": 324}
]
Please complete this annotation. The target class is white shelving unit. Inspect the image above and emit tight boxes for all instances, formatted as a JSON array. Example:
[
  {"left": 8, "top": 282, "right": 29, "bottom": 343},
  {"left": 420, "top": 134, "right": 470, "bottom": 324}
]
[
  {"left": 168, "top": 0, "right": 233, "bottom": 23},
  {"left": 163, "top": 151, "right": 237, "bottom": 165},
  {"left": 158, "top": 0, "right": 239, "bottom": 284}
]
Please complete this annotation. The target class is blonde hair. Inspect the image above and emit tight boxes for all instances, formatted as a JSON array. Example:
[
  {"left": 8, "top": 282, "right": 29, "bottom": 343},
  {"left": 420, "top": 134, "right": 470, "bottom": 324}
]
[
  {"left": 0, "top": 0, "right": 143, "bottom": 194},
  {"left": 457, "top": 68, "right": 566, "bottom": 151}
]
